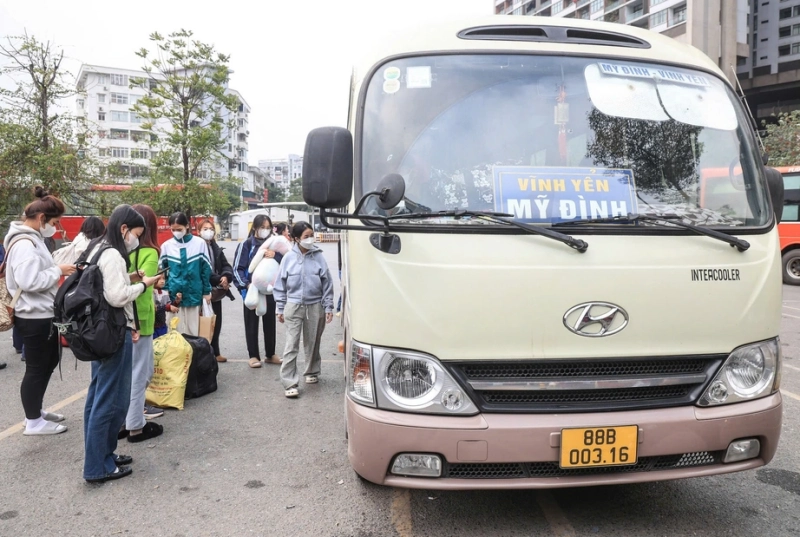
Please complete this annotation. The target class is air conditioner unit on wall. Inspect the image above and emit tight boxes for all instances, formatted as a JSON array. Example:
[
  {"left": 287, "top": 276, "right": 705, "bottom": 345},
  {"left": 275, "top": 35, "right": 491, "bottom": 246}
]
[
  {"left": 103, "top": 86, "right": 109, "bottom": 91},
  {"left": 98, "top": 107, "right": 104, "bottom": 112}
]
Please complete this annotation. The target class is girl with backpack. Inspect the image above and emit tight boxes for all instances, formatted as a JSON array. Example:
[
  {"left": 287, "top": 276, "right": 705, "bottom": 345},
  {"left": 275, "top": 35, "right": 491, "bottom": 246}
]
[
  {"left": 121, "top": 204, "right": 165, "bottom": 443},
  {"left": 159, "top": 212, "right": 212, "bottom": 337},
  {"left": 233, "top": 214, "right": 283, "bottom": 369},
  {"left": 81, "top": 204, "right": 160, "bottom": 483},
  {"left": 2, "top": 187, "right": 77, "bottom": 435},
  {"left": 198, "top": 219, "right": 235, "bottom": 363},
  {"left": 274, "top": 221, "right": 335, "bottom": 398}
]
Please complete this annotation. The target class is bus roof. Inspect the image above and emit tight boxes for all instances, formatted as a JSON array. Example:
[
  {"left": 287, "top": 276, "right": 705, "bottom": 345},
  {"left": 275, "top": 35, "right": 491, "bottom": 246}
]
[
  {"left": 354, "top": 16, "right": 724, "bottom": 86},
  {"left": 775, "top": 166, "right": 800, "bottom": 175}
]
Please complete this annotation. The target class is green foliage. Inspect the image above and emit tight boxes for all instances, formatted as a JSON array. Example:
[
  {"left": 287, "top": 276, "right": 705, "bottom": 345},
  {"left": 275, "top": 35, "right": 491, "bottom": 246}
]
[
  {"left": 266, "top": 181, "right": 285, "bottom": 204},
  {"left": 762, "top": 111, "right": 800, "bottom": 167},
  {"left": 130, "top": 29, "right": 240, "bottom": 219},
  {"left": 0, "top": 33, "right": 98, "bottom": 222},
  {"left": 285, "top": 178, "right": 310, "bottom": 212}
]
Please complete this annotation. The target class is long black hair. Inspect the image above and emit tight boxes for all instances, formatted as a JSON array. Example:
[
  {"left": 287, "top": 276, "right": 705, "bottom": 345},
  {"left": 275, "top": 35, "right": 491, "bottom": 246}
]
[
  {"left": 248, "top": 214, "right": 272, "bottom": 239},
  {"left": 290, "top": 221, "right": 313, "bottom": 241},
  {"left": 90, "top": 204, "right": 146, "bottom": 269},
  {"left": 169, "top": 212, "right": 190, "bottom": 227}
]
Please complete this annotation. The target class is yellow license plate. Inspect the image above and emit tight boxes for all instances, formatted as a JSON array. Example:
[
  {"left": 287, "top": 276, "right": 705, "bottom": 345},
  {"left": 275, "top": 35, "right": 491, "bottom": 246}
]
[{"left": 559, "top": 425, "right": 638, "bottom": 469}]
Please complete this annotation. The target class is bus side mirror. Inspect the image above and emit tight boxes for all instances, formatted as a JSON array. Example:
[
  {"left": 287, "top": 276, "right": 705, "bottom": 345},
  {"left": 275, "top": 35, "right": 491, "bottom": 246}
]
[
  {"left": 302, "top": 127, "right": 353, "bottom": 209},
  {"left": 765, "top": 167, "right": 784, "bottom": 223}
]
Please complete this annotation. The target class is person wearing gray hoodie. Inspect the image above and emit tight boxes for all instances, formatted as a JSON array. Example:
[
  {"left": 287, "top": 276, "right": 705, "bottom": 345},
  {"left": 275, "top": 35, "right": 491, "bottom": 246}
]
[
  {"left": 274, "top": 221, "right": 334, "bottom": 398},
  {"left": 3, "top": 187, "right": 77, "bottom": 435}
]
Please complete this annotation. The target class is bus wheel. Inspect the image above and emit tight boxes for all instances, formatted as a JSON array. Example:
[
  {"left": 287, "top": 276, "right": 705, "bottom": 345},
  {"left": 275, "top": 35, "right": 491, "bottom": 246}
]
[{"left": 782, "top": 251, "right": 800, "bottom": 285}]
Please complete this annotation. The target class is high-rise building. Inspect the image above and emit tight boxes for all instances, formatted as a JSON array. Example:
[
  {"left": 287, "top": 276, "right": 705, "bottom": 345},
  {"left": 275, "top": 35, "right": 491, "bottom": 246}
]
[
  {"left": 736, "top": 1, "right": 800, "bottom": 125},
  {"left": 494, "top": 1, "right": 750, "bottom": 85},
  {"left": 258, "top": 154, "right": 304, "bottom": 193},
  {"left": 75, "top": 64, "right": 252, "bottom": 185}
]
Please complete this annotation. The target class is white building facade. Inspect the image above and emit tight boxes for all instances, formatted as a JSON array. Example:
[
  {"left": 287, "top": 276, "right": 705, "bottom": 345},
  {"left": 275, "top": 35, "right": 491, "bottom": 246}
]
[
  {"left": 76, "top": 64, "right": 253, "bottom": 185},
  {"left": 258, "top": 153, "right": 303, "bottom": 192}
]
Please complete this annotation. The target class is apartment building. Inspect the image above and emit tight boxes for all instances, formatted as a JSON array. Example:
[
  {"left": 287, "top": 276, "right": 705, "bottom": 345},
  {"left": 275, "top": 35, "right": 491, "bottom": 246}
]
[
  {"left": 738, "top": 0, "right": 800, "bottom": 121},
  {"left": 494, "top": 0, "right": 750, "bottom": 84},
  {"left": 75, "top": 64, "right": 253, "bottom": 186},
  {"left": 258, "top": 154, "right": 304, "bottom": 192}
]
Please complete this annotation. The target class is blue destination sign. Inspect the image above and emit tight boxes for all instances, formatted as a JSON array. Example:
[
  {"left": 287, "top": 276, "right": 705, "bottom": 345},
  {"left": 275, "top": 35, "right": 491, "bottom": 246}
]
[{"left": 492, "top": 166, "right": 637, "bottom": 224}]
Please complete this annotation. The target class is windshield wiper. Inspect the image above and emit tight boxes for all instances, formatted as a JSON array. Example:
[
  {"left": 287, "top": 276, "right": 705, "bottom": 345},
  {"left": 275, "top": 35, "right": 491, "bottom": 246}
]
[
  {"left": 552, "top": 213, "right": 750, "bottom": 252},
  {"left": 389, "top": 210, "right": 589, "bottom": 253}
]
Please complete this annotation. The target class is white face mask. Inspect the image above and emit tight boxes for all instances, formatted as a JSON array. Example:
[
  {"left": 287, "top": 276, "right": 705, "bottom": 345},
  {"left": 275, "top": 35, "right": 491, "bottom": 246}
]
[
  {"left": 257, "top": 229, "right": 270, "bottom": 240},
  {"left": 299, "top": 237, "right": 315, "bottom": 249},
  {"left": 40, "top": 222, "right": 56, "bottom": 238},
  {"left": 124, "top": 232, "right": 139, "bottom": 252},
  {"left": 200, "top": 229, "right": 215, "bottom": 241},
  {"left": 172, "top": 230, "right": 186, "bottom": 240}
]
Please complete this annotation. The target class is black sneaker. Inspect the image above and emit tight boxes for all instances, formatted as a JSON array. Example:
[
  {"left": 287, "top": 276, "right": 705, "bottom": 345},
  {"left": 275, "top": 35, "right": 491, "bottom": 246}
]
[{"left": 0, "top": 363, "right": 6, "bottom": 370}]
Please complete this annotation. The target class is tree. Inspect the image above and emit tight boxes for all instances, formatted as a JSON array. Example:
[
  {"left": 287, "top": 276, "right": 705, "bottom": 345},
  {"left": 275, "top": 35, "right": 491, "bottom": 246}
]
[
  {"left": 266, "top": 181, "right": 285, "bottom": 204},
  {"left": 130, "top": 29, "right": 241, "bottom": 222},
  {"left": 285, "top": 177, "right": 310, "bottom": 212},
  {"left": 0, "top": 33, "right": 97, "bottom": 222},
  {"left": 762, "top": 111, "right": 800, "bottom": 167}
]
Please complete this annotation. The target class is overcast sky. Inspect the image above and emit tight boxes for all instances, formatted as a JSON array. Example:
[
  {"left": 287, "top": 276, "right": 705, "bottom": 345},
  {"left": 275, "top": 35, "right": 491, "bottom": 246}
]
[{"left": 0, "top": 0, "right": 491, "bottom": 162}]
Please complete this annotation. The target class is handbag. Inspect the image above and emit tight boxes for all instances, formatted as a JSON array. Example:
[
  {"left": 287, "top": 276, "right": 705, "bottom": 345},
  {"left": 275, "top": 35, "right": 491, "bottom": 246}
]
[{"left": 0, "top": 237, "right": 35, "bottom": 332}]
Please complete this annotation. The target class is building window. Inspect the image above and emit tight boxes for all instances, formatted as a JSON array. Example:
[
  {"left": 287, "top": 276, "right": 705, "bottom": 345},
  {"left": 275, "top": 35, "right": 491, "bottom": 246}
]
[
  {"left": 110, "top": 93, "right": 128, "bottom": 105},
  {"left": 794, "top": 42, "right": 800, "bottom": 54},
  {"left": 794, "top": 24, "right": 800, "bottom": 35},
  {"left": 780, "top": 6, "right": 800, "bottom": 19},
  {"left": 131, "top": 149, "right": 149, "bottom": 159},
  {"left": 111, "top": 147, "right": 129, "bottom": 158},
  {"left": 111, "top": 74, "right": 128, "bottom": 86},
  {"left": 650, "top": 9, "right": 667, "bottom": 27},
  {"left": 779, "top": 45, "right": 791, "bottom": 55},
  {"left": 110, "top": 129, "right": 129, "bottom": 140},
  {"left": 98, "top": 148, "right": 108, "bottom": 157},
  {"left": 131, "top": 131, "right": 148, "bottom": 142},
  {"left": 98, "top": 130, "right": 107, "bottom": 139},
  {"left": 671, "top": 5, "right": 687, "bottom": 25},
  {"left": 130, "top": 113, "right": 142, "bottom": 124},
  {"left": 97, "top": 74, "right": 108, "bottom": 85},
  {"left": 97, "top": 93, "right": 106, "bottom": 104},
  {"left": 76, "top": 98, "right": 84, "bottom": 108},
  {"left": 111, "top": 111, "right": 129, "bottom": 122},
  {"left": 651, "top": 0, "right": 668, "bottom": 5},
  {"left": 237, "top": 118, "right": 245, "bottom": 127},
  {"left": 591, "top": 0, "right": 602, "bottom": 12},
  {"left": 762, "top": 19, "right": 769, "bottom": 24},
  {"left": 737, "top": 56, "right": 747, "bottom": 66},
  {"left": 131, "top": 166, "right": 149, "bottom": 178},
  {"left": 780, "top": 25, "right": 790, "bottom": 37},
  {"left": 98, "top": 112, "right": 106, "bottom": 121}
]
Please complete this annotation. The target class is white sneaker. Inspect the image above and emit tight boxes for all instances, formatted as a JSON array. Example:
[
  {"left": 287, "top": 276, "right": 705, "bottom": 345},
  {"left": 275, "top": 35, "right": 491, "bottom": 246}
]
[
  {"left": 24, "top": 421, "right": 67, "bottom": 436},
  {"left": 42, "top": 411, "right": 65, "bottom": 423}
]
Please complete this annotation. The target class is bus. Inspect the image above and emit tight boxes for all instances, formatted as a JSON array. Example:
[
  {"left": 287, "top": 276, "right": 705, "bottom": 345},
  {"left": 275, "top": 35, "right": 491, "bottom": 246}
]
[
  {"left": 302, "top": 16, "right": 785, "bottom": 489},
  {"left": 776, "top": 166, "right": 800, "bottom": 284}
]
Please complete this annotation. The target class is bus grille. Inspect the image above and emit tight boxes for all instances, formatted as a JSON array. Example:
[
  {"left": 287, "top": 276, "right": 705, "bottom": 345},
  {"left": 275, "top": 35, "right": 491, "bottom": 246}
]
[
  {"left": 446, "top": 356, "right": 725, "bottom": 413},
  {"left": 446, "top": 451, "right": 723, "bottom": 479}
]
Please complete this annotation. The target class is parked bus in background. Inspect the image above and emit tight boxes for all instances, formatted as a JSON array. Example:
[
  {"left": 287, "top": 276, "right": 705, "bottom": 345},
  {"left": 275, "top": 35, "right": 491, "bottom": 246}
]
[{"left": 775, "top": 166, "right": 800, "bottom": 284}]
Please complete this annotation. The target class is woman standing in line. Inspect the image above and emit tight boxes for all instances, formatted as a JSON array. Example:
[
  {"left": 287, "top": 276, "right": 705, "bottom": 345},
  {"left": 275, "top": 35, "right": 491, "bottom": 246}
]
[
  {"left": 198, "top": 220, "right": 235, "bottom": 363},
  {"left": 274, "top": 222, "right": 335, "bottom": 398},
  {"left": 53, "top": 216, "right": 105, "bottom": 265},
  {"left": 233, "top": 214, "right": 282, "bottom": 369},
  {"left": 3, "top": 187, "right": 77, "bottom": 434},
  {"left": 123, "top": 204, "right": 165, "bottom": 441},
  {"left": 82, "top": 205, "right": 160, "bottom": 483},
  {"left": 159, "top": 212, "right": 212, "bottom": 337}
]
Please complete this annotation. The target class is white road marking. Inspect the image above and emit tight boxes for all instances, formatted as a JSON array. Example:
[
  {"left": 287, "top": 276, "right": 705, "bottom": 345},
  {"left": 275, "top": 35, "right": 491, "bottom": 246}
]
[
  {"left": 781, "top": 389, "right": 800, "bottom": 402},
  {"left": 0, "top": 388, "right": 88, "bottom": 442}
]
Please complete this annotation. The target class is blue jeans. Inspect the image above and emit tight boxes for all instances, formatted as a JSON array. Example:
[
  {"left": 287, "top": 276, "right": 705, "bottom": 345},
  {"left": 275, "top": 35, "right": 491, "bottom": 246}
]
[{"left": 83, "top": 330, "right": 133, "bottom": 480}]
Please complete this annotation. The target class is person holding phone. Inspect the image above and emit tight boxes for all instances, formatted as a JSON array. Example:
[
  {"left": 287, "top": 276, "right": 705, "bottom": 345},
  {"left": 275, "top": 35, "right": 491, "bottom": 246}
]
[
  {"left": 159, "top": 212, "right": 212, "bottom": 337},
  {"left": 122, "top": 204, "right": 164, "bottom": 442}
]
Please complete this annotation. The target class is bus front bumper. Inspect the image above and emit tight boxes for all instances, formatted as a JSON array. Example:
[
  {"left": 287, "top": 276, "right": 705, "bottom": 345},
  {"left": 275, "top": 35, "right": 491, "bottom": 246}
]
[{"left": 346, "top": 393, "right": 782, "bottom": 490}]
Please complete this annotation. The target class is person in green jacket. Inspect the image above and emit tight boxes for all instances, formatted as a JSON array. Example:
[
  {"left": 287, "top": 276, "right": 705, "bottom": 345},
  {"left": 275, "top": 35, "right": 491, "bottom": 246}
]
[{"left": 122, "top": 204, "right": 164, "bottom": 442}]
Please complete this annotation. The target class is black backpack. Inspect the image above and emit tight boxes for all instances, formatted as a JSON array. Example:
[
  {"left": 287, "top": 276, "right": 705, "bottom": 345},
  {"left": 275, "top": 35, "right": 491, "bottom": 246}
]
[{"left": 54, "top": 245, "right": 128, "bottom": 361}]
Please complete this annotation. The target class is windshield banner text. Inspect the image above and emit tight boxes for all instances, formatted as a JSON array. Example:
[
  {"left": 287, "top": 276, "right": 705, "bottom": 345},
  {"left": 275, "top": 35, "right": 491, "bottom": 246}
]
[{"left": 492, "top": 166, "right": 638, "bottom": 224}]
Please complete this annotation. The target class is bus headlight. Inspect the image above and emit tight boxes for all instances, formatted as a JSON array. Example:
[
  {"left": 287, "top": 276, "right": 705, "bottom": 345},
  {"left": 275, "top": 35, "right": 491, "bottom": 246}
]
[
  {"left": 373, "top": 348, "right": 477, "bottom": 415},
  {"left": 699, "top": 338, "right": 781, "bottom": 406}
]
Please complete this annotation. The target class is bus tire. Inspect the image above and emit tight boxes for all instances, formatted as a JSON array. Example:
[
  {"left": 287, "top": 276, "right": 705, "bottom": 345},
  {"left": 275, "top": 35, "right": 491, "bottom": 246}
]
[{"left": 782, "top": 250, "right": 800, "bottom": 285}]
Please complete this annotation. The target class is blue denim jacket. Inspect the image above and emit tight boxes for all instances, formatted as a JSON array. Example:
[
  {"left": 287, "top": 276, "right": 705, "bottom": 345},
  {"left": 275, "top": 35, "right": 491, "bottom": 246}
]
[{"left": 273, "top": 244, "right": 334, "bottom": 314}]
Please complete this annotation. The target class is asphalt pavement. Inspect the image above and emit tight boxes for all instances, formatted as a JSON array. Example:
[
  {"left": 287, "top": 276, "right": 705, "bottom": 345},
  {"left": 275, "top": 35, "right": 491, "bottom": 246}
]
[{"left": 1, "top": 242, "right": 799, "bottom": 537}]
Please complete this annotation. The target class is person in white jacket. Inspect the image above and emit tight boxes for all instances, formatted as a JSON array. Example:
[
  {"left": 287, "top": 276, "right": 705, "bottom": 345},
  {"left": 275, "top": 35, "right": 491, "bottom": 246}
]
[
  {"left": 52, "top": 216, "right": 105, "bottom": 265},
  {"left": 81, "top": 205, "right": 160, "bottom": 484},
  {"left": 3, "top": 187, "right": 77, "bottom": 435}
]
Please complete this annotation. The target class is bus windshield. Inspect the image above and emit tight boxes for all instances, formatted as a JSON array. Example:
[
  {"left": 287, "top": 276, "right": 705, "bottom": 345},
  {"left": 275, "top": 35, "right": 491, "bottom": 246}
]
[{"left": 360, "top": 55, "right": 770, "bottom": 229}]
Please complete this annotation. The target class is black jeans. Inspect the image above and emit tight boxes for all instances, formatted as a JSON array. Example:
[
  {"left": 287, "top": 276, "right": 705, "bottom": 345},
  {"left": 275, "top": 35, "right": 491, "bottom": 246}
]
[
  {"left": 211, "top": 299, "right": 224, "bottom": 357},
  {"left": 12, "top": 324, "right": 23, "bottom": 352},
  {"left": 16, "top": 317, "right": 59, "bottom": 419},
  {"left": 243, "top": 295, "right": 276, "bottom": 359}
]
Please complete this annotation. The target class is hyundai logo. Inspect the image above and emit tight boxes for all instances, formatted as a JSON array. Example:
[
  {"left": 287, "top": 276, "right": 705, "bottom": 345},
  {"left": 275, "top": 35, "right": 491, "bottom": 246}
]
[{"left": 563, "top": 302, "right": 629, "bottom": 337}]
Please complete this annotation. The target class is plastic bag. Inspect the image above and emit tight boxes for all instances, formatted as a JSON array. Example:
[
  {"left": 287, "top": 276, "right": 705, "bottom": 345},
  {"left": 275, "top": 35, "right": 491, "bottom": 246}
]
[{"left": 146, "top": 317, "right": 193, "bottom": 410}]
